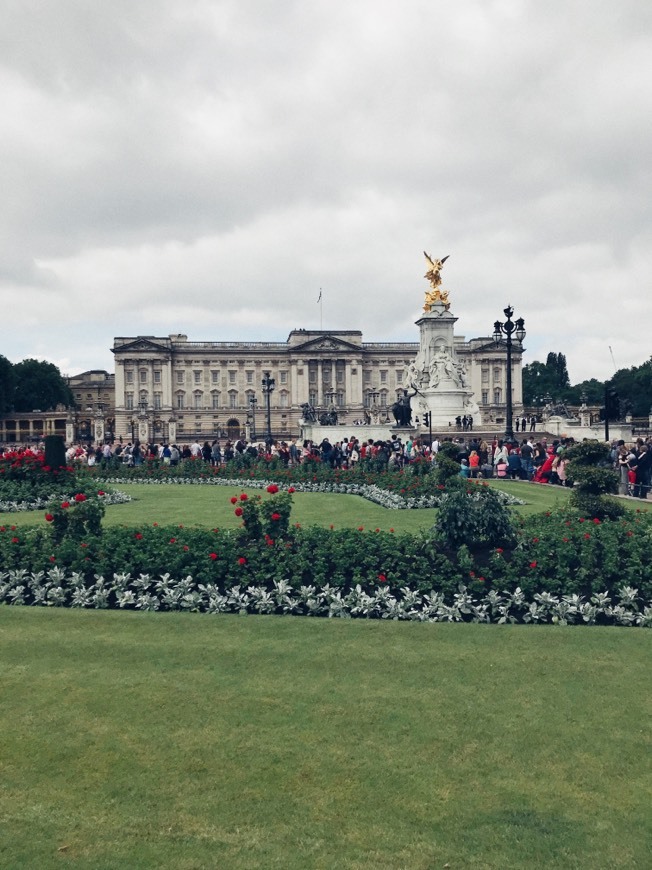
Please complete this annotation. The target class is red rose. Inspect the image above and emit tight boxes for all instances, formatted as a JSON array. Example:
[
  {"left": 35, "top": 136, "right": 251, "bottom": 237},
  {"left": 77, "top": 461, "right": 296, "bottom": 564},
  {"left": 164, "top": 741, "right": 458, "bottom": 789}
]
[
  {"left": 389, "top": 528, "right": 394, "bottom": 533},
  {"left": 74, "top": 493, "right": 87, "bottom": 502},
  {"left": 287, "top": 487, "right": 295, "bottom": 494},
  {"left": 61, "top": 501, "right": 70, "bottom": 509},
  {"left": 378, "top": 574, "right": 387, "bottom": 582},
  {"left": 234, "top": 507, "right": 243, "bottom": 517},
  {"left": 230, "top": 497, "right": 238, "bottom": 504},
  {"left": 97, "top": 490, "right": 105, "bottom": 496},
  {"left": 45, "top": 513, "right": 54, "bottom": 522},
  {"left": 529, "top": 561, "right": 537, "bottom": 568},
  {"left": 183, "top": 545, "right": 189, "bottom": 552},
  {"left": 563, "top": 537, "right": 569, "bottom": 543},
  {"left": 584, "top": 533, "right": 590, "bottom": 539},
  {"left": 593, "top": 518, "right": 600, "bottom": 524},
  {"left": 271, "top": 512, "right": 281, "bottom": 521},
  {"left": 11, "top": 537, "right": 19, "bottom": 543},
  {"left": 239, "top": 494, "right": 248, "bottom": 501},
  {"left": 209, "top": 553, "right": 218, "bottom": 560},
  {"left": 532, "top": 538, "right": 539, "bottom": 543},
  {"left": 135, "top": 533, "right": 143, "bottom": 540},
  {"left": 358, "top": 526, "right": 364, "bottom": 531},
  {"left": 238, "top": 557, "right": 246, "bottom": 566},
  {"left": 495, "top": 547, "right": 504, "bottom": 554},
  {"left": 49, "top": 555, "right": 56, "bottom": 562},
  {"left": 266, "top": 484, "right": 279, "bottom": 494},
  {"left": 169, "top": 538, "right": 176, "bottom": 544}
]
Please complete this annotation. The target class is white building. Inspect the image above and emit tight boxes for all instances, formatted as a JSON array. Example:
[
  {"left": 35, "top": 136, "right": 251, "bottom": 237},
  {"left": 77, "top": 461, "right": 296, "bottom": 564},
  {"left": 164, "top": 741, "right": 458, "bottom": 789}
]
[{"left": 111, "top": 329, "right": 523, "bottom": 442}]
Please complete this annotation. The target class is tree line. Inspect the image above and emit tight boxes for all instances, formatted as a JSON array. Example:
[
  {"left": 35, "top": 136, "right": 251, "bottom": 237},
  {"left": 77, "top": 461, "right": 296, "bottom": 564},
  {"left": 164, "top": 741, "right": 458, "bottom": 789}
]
[
  {"left": 523, "top": 352, "right": 652, "bottom": 418},
  {"left": 0, "top": 356, "right": 74, "bottom": 414}
]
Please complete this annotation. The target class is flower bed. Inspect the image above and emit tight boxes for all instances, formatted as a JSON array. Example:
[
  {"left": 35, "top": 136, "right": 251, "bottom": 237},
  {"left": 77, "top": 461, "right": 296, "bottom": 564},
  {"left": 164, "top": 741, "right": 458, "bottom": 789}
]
[
  {"left": 92, "top": 474, "right": 524, "bottom": 510},
  {"left": 0, "top": 489, "right": 131, "bottom": 513},
  {"left": 0, "top": 451, "right": 130, "bottom": 513},
  {"left": 0, "top": 568, "right": 649, "bottom": 625},
  {"left": 82, "top": 455, "right": 526, "bottom": 506},
  {"left": 1, "top": 501, "right": 651, "bottom": 619}
]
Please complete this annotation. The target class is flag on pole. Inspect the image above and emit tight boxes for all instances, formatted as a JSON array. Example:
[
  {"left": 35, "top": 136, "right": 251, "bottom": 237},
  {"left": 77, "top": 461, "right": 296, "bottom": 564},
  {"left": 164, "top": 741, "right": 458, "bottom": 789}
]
[{"left": 317, "top": 289, "right": 322, "bottom": 303}]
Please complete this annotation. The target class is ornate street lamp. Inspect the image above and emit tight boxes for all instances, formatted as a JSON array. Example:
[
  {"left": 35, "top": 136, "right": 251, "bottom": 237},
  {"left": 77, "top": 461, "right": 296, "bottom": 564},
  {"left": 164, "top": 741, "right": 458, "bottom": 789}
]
[
  {"left": 249, "top": 395, "right": 258, "bottom": 441},
  {"left": 261, "top": 371, "right": 275, "bottom": 444},
  {"left": 493, "top": 306, "right": 526, "bottom": 442}
]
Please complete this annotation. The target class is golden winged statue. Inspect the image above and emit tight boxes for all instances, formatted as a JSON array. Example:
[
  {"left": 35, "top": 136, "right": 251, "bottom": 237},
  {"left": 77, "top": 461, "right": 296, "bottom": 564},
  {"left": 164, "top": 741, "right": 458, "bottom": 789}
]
[{"left": 423, "top": 252, "right": 450, "bottom": 310}]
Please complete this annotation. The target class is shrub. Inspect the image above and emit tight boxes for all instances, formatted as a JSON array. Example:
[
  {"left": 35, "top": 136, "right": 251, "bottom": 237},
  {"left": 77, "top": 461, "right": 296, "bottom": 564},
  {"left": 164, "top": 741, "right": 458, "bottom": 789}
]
[
  {"left": 434, "top": 484, "right": 517, "bottom": 551},
  {"left": 564, "top": 440, "right": 624, "bottom": 520},
  {"left": 44, "top": 435, "right": 66, "bottom": 470},
  {"left": 433, "top": 441, "right": 461, "bottom": 484}
]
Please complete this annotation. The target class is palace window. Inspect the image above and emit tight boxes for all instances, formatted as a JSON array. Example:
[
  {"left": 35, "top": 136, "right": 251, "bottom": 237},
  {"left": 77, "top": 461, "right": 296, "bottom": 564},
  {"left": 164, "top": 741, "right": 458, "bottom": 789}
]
[
  {"left": 211, "top": 370, "right": 219, "bottom": 384},
  {"left": 482, "top": 390, "right": 488, "bottom": 404},
  {"left": 229, "top": 371, "right": 237, "bottom": 385},
  {"left": 279, "top": 391, "right": 289, "bottom": 408},
  {"left": 380, "top": 370, "right": 387, "bottom": 383},
  {"left": 246, "top": 371, "right": 254, "bottom": 384},
  {"left": 126, "top": 370, "right": 134, "bottom": 384},
  {"left": 211, "top": 391, "right": 220, "bottom": 409},
  {"left": 153, "top": 393, "right": 162, "bottom": 410},
  {"left": 279, "top": 371, "right": 288, "bottom": 384},
  {"left": 125, "top": 393, "right": 134, "bottom": 410},
  {"left": 194, "top": 371, "right": 202, "bottom": 385},
  {"left": 494, "top": 388, "right": 502, "bottom": 404},
  {"left": 154, "top": 370, "right": 161, "bottom": 384},
  {"left": 139, "top": 370, "right": 147, "bottom": 383},
  {"left": 493, "top": 367, "right": 501, "bottom": 382},
  {"left": 176, "top": 393, "right": 185, "bottom": 410},
  {"left": 229, "top": 391, "right": 238, "bottom": 409},
  {"left": 176, "top": 371, "right": 184, "bottom": 384}
]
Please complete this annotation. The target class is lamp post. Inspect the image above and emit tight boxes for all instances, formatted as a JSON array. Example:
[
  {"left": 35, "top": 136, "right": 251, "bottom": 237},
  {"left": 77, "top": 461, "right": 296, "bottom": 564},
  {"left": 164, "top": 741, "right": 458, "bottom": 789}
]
[
  {"left": 493, "top": 306, "right": 526, "bottom": 443},
  {"left": 249, "top": 395, "right": 258, "bottom": 441},
  {"left": 261, "top": 371, "right": 275, "bottom": 444}
]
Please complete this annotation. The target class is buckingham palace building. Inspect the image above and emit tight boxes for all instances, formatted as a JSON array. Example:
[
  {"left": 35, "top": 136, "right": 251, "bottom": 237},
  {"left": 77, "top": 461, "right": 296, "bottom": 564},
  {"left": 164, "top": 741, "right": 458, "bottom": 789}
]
[{"left": 111, "top": 328, "right": 523, "bottom": 443}]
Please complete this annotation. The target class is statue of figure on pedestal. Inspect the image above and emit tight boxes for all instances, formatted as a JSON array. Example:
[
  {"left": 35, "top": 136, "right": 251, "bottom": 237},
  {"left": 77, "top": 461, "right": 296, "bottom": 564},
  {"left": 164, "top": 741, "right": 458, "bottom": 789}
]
[
  {"left": 429, "top": 347, "right": 456, "bottom": 388},
  {"left": 454, "top": 359, "right": 469, "bottom": 388},
  {"left": 423, "top": 252, "right": 451, "bottom": 311}
]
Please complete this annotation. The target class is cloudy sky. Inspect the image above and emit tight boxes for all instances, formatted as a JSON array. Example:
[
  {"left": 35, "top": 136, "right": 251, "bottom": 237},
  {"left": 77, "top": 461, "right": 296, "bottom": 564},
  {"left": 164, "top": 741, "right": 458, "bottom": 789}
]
[{"left": 1, "top": 0, "right": 650, "bottom": 384}]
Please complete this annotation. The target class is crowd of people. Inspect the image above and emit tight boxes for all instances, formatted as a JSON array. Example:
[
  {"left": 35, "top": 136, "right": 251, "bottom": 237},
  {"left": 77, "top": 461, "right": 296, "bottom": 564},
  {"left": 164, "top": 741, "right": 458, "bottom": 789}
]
[{"left": 1, "top": 433, "right": 650, "bottom": 500}]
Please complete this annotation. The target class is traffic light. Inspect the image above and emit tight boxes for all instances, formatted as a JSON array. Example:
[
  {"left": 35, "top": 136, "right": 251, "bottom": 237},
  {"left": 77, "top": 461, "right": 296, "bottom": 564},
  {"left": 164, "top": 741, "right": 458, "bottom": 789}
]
[{"left": 423, "top": 412, "right": 431, "bottom": 426}]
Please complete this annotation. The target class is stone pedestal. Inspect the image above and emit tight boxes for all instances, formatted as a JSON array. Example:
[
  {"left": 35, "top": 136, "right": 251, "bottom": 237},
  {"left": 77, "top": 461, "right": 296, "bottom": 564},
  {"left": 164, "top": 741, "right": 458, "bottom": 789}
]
[{"left": 405, "top": 302, "right": 481, "bottom": 429}]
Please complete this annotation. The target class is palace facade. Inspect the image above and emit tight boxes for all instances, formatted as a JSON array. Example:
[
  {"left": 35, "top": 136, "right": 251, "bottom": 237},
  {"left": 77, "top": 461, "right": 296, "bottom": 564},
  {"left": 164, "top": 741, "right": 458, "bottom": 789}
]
[{"left": 110, "top": 329, "right": 523, "bottom": 443}]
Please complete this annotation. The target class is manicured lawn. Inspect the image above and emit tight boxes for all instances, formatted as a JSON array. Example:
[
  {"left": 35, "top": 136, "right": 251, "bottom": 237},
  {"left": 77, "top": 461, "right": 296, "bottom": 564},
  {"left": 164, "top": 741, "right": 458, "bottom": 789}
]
[
  {"left": 1, "top": 480, "right": 572, "bottom": 532},
  {"left": 0, "top": 609, "right": 649, "bottom": 869}
]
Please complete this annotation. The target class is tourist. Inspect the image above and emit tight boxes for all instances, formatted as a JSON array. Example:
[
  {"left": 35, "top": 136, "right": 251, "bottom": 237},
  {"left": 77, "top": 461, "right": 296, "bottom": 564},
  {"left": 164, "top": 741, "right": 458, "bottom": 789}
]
[{"left": 211, "top": 440, "right": 222, "bottom": 466}]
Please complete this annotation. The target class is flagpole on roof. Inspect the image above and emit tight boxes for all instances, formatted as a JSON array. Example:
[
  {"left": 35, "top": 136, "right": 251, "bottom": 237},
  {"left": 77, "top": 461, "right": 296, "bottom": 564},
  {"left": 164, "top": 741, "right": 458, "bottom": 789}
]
[{"left": 318, "top": 288, "right": 323, "bottom": 330}]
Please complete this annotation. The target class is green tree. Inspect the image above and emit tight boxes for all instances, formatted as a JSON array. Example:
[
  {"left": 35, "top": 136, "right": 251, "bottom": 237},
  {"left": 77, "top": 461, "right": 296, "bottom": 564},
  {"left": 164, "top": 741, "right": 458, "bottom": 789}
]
[
  {"left": 609, "top": 357, "right": 652, "bottom": 417},
  {"left": 522, "top": 360, "right": 558, "bottom": 405},
  {"left": 12, "top": 359, "right": 74, "bottom": 412},
  {"left": 562, "top": 378, "right": 605, "bottom": 405},
  {"left": 0, "top": 355, "right": 15, "bottom": 413}
]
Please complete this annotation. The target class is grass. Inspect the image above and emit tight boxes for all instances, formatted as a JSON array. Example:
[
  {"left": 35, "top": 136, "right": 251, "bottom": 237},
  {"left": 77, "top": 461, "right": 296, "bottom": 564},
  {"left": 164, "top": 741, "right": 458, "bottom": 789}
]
[
  {"left": 0, "top": 608, "right": 650, "bottom": 869},
  {"left": 1, "top": 480, "right": 572, "bottom": 532}
]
